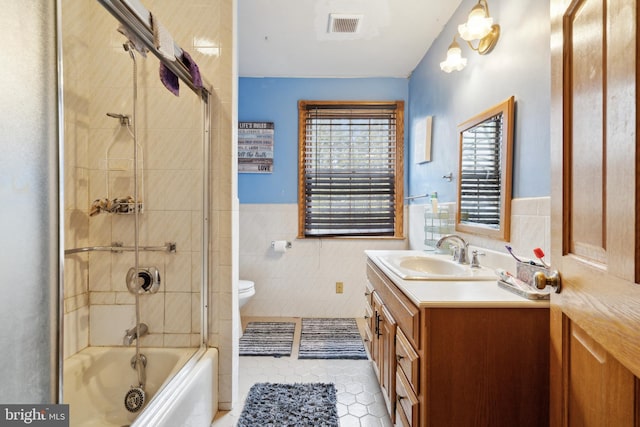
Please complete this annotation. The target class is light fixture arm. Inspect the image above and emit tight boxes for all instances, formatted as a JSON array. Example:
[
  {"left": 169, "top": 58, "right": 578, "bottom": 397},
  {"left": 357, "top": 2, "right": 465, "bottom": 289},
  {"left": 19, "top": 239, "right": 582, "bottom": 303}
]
[
  {"left": 465, "top": 24, "right": 500, "bottom": 55},
  {"left": 478, "top": 0, "right": 491, "bottom": 17}
]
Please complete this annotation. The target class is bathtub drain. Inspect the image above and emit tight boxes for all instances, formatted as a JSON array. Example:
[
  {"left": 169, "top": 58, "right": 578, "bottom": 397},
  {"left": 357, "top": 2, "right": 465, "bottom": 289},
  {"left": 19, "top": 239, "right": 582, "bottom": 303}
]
[{"left": 124, "top": 386, "right": 146, "bottom": 413}]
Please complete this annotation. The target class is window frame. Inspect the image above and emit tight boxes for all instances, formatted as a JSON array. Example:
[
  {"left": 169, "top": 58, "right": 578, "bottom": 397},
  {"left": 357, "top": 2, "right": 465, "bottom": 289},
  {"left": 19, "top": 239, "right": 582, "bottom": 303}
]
[{"left": 297, "top": 100, "right": 404, "bottom": 239}]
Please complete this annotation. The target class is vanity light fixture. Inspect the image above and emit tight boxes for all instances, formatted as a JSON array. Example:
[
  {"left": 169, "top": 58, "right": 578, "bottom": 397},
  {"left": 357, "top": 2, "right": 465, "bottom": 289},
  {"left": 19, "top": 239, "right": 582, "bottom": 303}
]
[
  {"left": 458, "top": 0, "right": 500, "bottom": 55},
  {"left": 439, "top": 36, "right": 467, "bottom": 73}
]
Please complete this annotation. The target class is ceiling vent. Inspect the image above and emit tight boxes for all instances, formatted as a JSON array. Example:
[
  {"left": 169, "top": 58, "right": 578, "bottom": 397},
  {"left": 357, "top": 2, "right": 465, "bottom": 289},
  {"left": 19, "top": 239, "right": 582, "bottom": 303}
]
[{"left": 328, "top": 14, "right": 363, "bottom": 34}]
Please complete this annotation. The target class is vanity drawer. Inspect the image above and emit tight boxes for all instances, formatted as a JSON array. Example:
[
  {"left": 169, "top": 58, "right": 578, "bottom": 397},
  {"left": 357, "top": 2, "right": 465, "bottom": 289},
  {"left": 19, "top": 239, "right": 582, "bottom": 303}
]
[
  {"left": 395, "top": 369, "right": 419, "bottom": 427},
  {"left": 395, "top": 406, "right": 410, "bottom": 427},
  {"left": 363, "top": 304, "right": 374, "bottom": 354},
  {"left": 395, "top": 328, "right": 419, "bottom": 394},
  {"left": 364, "top": 283, "right": 375, "bottom": 340},
  {"left": 365, "top": 281, "right": 374, "bottom": 305},
  {"left": 363, "top": 323, "right": 373, "bottom": 355},
  {"left": 367, "top": 260, "right": 421, "bottom": 349},
  {"left": 364, "top": 303, "right": 374, "bottom": 330}
]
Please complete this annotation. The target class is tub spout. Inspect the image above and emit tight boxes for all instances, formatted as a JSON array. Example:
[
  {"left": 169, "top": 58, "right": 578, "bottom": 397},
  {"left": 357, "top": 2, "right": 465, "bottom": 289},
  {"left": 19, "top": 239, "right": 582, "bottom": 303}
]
[{"left": 123, "top": 323, "right": 148, "bottom": 346}]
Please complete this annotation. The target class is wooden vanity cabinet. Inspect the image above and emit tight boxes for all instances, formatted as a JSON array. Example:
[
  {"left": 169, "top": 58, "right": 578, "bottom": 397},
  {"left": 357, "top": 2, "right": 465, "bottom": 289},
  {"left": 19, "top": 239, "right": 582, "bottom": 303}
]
[{"left": 365, "top": 259, "right": 549, "bottom": 427}]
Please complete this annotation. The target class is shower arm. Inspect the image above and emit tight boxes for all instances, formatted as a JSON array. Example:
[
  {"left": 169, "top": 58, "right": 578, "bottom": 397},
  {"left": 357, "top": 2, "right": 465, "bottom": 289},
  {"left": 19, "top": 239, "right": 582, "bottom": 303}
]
[{"left": 64, "top": 241, "right": 176, "bottom": 256}]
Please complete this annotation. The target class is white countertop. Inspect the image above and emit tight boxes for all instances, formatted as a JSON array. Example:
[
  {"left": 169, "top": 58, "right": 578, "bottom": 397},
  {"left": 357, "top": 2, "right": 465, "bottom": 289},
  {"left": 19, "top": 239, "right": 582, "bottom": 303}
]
[{"left": 365, "top": 250, "right": 550, "bottom": 309}]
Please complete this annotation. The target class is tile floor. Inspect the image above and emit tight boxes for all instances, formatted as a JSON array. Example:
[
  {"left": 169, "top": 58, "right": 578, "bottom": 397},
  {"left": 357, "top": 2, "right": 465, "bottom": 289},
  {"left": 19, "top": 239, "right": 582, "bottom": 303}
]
[{"left": 211, "top": 317, "right": 393, "bottom": 427}]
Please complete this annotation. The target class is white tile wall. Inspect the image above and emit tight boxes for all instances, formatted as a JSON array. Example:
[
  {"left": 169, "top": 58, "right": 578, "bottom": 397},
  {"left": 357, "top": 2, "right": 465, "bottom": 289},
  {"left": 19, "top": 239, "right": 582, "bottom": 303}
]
[
  {"left": 89, "top": 305, "right": 136, "bottom": 346},
  {"left": 239, "top": 204, "right": 408, "bottom": 318},
  {"left": 63, "top": 306, "right": 89, "bottom": 358}
]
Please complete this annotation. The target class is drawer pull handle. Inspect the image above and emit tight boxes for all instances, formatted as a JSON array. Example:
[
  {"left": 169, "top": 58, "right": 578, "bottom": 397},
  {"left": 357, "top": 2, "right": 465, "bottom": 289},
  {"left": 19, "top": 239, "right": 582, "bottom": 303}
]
[
  {"left": 364, "top": 315, "right": 370, "bottom": 319},
  {"left": 396, "top": 354, "right": 404, "bottom": 362},
  {"left": 364, "top": 291, "right": 371, "bottom": 296}
]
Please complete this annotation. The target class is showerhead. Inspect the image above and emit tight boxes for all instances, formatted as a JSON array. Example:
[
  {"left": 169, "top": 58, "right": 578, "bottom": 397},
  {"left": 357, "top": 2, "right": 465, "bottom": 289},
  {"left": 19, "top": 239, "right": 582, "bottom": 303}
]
[
  {"left": 106, "top": 112, "right": 131, "bottom": 126},
  {"left": 123, "top": 42, "right": 136, "bottom": 60}
]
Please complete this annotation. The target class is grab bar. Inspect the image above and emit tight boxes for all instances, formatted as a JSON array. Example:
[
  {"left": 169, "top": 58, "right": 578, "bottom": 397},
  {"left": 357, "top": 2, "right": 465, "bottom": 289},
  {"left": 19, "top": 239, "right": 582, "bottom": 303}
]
[
  {"left": 64, "top": 241, "right": 176, "bottom": 256},
  {"left": 405, "top": 193, "right": 429, "bottom": 201}
]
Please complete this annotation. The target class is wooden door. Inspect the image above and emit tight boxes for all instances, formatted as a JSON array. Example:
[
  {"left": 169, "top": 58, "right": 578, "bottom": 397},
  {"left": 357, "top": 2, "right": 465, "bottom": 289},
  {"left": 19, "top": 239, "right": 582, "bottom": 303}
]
[{"left": 550, "top": 0, "right": 640, "bottom": 425}]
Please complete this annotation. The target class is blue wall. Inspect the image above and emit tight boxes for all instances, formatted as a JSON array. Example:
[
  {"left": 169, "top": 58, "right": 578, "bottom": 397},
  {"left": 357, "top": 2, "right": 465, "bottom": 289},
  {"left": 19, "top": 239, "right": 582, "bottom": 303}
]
[
  {"left": 238, "top": 0, "right": 550, "bottom": 204},
  {"left": 408, "top": 0, "right": 550, "bottom": 203},
  {"left": 238, "top": 78, "right": 409, "bottom": 203}
]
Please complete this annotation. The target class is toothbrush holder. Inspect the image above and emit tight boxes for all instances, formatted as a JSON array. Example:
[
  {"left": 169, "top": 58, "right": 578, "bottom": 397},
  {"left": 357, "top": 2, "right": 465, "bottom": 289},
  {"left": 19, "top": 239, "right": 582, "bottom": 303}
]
[{"left": 516, "top": 262, "right": 551, "bottom": 287}]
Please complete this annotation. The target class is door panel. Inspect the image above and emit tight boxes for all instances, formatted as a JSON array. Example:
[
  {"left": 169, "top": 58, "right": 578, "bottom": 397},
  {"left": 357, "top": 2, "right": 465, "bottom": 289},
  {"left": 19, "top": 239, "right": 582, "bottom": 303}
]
[
  {"left": 568, "top": 322, "right": 635, "bottom": 427},
  {"left": 551, "top": 0, "right": 640, "bottom": 425},
  {"left": 568, "top": 0, "right": 605, "bottom": 264}
]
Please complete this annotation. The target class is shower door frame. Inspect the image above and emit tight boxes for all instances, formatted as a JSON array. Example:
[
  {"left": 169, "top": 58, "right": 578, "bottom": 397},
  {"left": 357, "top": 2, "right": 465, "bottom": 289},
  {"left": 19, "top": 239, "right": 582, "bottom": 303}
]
[{"left": 57, "top": 0, "right": 213, "bottom": 403}]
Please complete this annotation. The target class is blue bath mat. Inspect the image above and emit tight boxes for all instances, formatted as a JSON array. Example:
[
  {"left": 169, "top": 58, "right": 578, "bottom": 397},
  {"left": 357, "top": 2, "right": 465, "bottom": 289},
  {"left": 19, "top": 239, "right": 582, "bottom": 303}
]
[
  {"left": 238, "top": 382, "right": 338, "bottom": 427},
  {"left": 239, "top": 322, "right": 295, "bottom": 357},
  {"left": 298, "top": 318, "right": 367, "bottom": 360}
]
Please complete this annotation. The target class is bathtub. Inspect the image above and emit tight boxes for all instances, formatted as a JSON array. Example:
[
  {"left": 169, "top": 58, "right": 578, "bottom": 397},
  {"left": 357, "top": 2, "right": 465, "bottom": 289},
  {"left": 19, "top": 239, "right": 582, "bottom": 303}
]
[{"left": 63, "top": 346, "right": 218, "bottom": 427}]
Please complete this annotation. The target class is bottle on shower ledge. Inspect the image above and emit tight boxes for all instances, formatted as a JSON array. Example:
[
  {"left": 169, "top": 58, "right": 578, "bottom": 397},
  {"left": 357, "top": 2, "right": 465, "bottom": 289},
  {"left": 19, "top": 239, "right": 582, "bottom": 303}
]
[{"left": 430, "top": 192, "right": 439, "bottom": 215}]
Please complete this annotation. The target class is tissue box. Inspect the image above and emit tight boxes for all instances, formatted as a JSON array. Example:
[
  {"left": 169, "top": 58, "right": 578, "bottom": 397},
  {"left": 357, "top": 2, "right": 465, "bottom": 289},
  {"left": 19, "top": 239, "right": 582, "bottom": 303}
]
[{"left": 516, "top": 262, "right": 550, "bottom": 286}]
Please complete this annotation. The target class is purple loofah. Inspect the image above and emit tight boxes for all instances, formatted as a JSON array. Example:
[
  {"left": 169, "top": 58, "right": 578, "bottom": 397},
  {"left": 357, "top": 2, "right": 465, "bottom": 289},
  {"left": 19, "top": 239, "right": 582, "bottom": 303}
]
[
  {"left": 181, "top": 50, "right": 203, "bottom": 89},
  {"left": 159, "top": 63, "right": 179, "bottom": 96}
]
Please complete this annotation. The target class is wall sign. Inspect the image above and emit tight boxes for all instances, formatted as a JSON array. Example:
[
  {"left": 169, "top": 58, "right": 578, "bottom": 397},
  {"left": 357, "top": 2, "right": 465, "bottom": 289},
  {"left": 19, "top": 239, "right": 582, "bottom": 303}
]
[{"left": 238, "top": 122, "right": 274, "bottom": 173}]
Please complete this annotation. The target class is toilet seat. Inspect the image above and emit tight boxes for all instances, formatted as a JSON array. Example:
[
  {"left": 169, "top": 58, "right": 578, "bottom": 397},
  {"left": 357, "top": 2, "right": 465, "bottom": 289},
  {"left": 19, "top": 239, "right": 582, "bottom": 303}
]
[
  {"left": 238, "top": 280, "right": 255, "bottom": 313},
  {"left": 239, "top": 280, "right": 255, "bottom": 294}
]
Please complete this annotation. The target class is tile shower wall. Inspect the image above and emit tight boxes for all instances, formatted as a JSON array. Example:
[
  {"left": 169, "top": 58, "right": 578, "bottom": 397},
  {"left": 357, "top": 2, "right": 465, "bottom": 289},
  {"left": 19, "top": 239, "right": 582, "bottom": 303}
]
[
  {"left": 62, "top": 0, "right": 92, "bottom": 360},
  {"left": 62, "top": 0, "right": 236, "bottom": 407},
  {"left": 239, "top": 204, "right": 407, "bottom": 318},
  {"left": 63, "top": 0, "right": 202, "bottom": 353}
]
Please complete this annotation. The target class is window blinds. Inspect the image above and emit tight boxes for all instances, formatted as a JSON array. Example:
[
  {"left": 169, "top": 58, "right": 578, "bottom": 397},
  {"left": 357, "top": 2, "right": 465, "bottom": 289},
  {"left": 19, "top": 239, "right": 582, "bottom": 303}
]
[
  {"left": 301, "top": 103, "right": 399, "bottom": 237},
  {"left": 459, "top": 113, "right": 503, "bottom": 227}
]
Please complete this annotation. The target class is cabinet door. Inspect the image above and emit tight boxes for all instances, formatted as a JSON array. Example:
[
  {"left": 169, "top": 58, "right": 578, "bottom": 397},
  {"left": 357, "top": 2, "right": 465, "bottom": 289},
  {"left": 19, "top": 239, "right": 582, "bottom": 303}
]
[
  {"left": 379, "top": 304, "right": 397, "bottom": 417},
  {"left": 371, "top": 292, "right": 383, "bottom": 380}
]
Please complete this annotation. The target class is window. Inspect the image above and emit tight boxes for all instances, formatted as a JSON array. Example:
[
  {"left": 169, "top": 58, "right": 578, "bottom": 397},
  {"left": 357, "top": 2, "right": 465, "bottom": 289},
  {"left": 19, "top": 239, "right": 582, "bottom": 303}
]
[{"left": 298, "top": 100, "right": 404, "bottom": 238}]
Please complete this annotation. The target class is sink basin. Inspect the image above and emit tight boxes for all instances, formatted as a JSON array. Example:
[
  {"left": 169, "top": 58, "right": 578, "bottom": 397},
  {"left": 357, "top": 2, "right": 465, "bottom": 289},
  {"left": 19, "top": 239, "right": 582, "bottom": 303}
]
[{"left": 376, "top": 253, "right": 496, "bottom": 281}]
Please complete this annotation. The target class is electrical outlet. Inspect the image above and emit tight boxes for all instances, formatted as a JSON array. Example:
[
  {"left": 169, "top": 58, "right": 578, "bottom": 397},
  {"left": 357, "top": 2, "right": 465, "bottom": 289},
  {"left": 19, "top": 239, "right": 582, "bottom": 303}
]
[{"left": 336, "top": 282, "right": 344, "bottom": 293}]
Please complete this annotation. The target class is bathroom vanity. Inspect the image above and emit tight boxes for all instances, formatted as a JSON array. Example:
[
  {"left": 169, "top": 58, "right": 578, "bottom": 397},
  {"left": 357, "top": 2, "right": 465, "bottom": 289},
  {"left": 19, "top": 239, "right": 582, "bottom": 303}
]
[{"left": 364, "top": 250, "right": 549, "bottom": 427}]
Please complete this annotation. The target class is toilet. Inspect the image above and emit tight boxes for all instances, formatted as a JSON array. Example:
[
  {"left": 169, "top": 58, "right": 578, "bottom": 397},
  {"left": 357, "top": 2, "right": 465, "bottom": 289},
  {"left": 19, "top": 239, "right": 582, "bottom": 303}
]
[
  {"left": 238, "top": 280, "right": 255, "bottom": 309},
  {"left": 238, "top": 280, "right": 255, "bottom": 338}
]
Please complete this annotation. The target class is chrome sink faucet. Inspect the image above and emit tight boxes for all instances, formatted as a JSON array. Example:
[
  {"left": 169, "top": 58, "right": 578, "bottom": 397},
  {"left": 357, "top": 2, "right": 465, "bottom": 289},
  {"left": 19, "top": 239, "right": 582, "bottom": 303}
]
[
  {"left": 436, "top": 234, "right": 470, "bottom": 264},
  {"left": 123, "top": 323, "right": 148, "bottom": 346}
]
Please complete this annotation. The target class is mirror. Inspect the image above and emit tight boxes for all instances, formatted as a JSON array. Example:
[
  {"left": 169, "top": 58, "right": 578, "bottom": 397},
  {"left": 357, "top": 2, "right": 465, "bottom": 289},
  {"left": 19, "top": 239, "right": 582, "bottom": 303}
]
[{"left": 456, "top": 96, "right": 515, "bottom": 241}]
